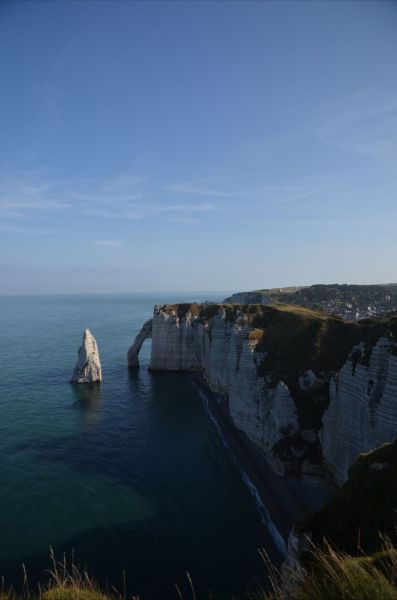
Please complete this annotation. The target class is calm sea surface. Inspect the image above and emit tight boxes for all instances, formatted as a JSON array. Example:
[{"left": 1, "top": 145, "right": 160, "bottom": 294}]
[{"left": 0, "top": 293, "right": 282, "bottom": 598}]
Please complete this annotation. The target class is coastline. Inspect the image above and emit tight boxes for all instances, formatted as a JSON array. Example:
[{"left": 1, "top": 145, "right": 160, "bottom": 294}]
[{"left": 191, "top": 373, "right": 331, "bottom": 550}]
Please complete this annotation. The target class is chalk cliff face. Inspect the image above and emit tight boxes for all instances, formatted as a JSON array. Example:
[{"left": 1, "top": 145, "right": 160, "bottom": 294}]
[
  {"left": 321, "top": 335, "right": 397, "bottom": 484},
  {"left": 71, "top": 328, "right": 102, "bottom": 383},
  {"left": 133, "top": 304, "right": 306, "bottom": 473},
  {"left": 223, "top": 291, "right": 271, "bottom": 304},
  {"left": 131, "top": 303, "right": 397, "bottom": 483}
]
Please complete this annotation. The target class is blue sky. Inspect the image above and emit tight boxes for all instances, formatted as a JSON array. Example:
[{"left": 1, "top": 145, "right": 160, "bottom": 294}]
[{"left": 0, "top": 0, "right": 397, "bottom": 294}]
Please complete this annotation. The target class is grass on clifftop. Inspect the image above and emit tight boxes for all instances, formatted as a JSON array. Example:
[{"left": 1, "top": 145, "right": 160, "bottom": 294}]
[
  {"left": 161, "top": 302, "right": 397, "bottom": 384},
  {"left": 265, "top": 538, "right": 397, "bottom": 600},
  {"left": 308, "top": 438, "right": 397, "bottom": 556},
  {"left": 158, "top": 303, "right": 397, "bottom": 430},
  {"left": 250, "top": 303, "right": 397, "bottom": 382}
]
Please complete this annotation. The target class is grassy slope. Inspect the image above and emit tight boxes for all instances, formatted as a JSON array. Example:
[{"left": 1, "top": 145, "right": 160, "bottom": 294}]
[
  {"left": 262, "top": 440, "right": 397, "bottom": 600},
  {"left": 270, "top": 539, "right": 397, "bottom": 600},
  {"left": 258, "top": 283, "right": 397, "bottom": 303},
  {"left": 308, "top": 438, "right": 397, "bottom": 555}
]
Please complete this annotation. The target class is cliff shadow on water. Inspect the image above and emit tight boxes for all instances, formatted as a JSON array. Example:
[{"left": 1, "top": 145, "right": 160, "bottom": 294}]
[
  {"left": 191, "top": 374, "right": 331, "bottom": 546},
  {"left": 0, "top": 368, "right": 275, "bottom": 600}
]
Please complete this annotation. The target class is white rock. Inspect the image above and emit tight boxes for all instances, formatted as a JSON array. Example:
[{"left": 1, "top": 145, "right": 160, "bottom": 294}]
[
  {"left": 71, "top": 328, "right": 102, "bottom": 383},
  {"left": 223, "top": 291, "right": 271, "bottom": 304},
  {"left": 147, "top": 306, "right": 298, "bottom": 466},
  {"left": 321, "top": 336, "right": 397, "bottom": 484},
  {"left": 127, "top": 319, "right": 152, "bottom": 367}
]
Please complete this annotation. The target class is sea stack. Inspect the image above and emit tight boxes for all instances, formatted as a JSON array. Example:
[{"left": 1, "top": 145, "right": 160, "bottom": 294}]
[{"left": 71, "top": 328, "right": 102, "bottom": 383}]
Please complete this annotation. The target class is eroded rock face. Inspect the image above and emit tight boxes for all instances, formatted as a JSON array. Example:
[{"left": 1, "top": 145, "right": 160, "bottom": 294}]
[
  {"left": 71, "top": 328, "right": 102, "bottom": 383},
  {"left": 127, "top": 319, "right": 152, "bottom": 367},
  {"left": 134, "top": 304, "right": 397, "bottom": 484},
  {"left": 148, "top": 306, "right": 298, "bottom": 470},
  {"left": 321, "top": 336, "right": 397, "bottom": 484}
]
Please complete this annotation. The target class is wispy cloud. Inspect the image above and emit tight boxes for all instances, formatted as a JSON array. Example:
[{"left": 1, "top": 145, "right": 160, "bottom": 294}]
[
  {"left": 164, "top": 176, "right": 347, "bottom": 207},
  {"left": 1, "top": 165, "right": 382, "bottom": 232},
  {"left": 0, "top": 169, "right": 144, "bottom": 221},
  {"left": 0, "top": 169, "right": 220, "bottom": 229},
  {"left": 164, "top": 177, "right": 242, "bottom": 198},
  {"left": 102, "top": 174, "right": 145, "bottom": 190},
  {"left": 69, "top": 190, "right": 143, "bottom": 205},
  {"left": 0, "top": 171, "right": 66, "bottom": 212},
  {"left": 80, "top": 208, "right": 143, "bottom": 219},
  {"left": 92, "top": 239, "right": 124, "bottom": 247},
  {"left": 161, "top": 203, "right": 216, "bottom": 212},
  {"left": 168, "top": 216, "right": 200, "bottom": 224},
  {"left": 0, "top": 208, "right": 29, "bottom": 219},
  {"left": 0, "top": 224, "right": 56, "bottom": 235},
  {"left": 315, "top": 89, "right": 397, "bottom": 163}
]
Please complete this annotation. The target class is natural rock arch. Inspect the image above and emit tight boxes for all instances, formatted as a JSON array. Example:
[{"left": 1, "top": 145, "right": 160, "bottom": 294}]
[{"left": 127, "top": 319, "right": 153, "bottom": 368}]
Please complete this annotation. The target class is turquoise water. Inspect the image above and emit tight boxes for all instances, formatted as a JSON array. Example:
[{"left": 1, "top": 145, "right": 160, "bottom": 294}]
[{"left": 0, "top": 294, "right": 281, "bottom": 598}]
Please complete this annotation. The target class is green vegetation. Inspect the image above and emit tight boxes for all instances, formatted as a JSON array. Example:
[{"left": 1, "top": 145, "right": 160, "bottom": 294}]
[
  {"left": 0, "top": 520, "right": 397, "bottom": 600},
  {"left": 250, "top": 304, "right": 397, "bottom": 384},
  {"left": 256, "top": 283, "right": 397, "bottom": 321},
  {"left": 5, "top": 539, "right": 397, "bottom": 600},
  {"left": 42, "top": 589, "right": 109, "bottom": 600},
  {"left": 222, "top": 303, "right": 396, "bottom": 430},
  {"left": 159, "top": 302, "right": 397, "bottom": 432},
  {"left": 175, "top": 303, "right": 203, "bottom": 320},
  {"left": 265, "top": 440, "right": 397, "bottom": 599},
  {"left": 309, "top": 438, "right": 397, "bottom": 555},
  {"left": 265, "top": 539, "right": 397, "bottom": 600},
  {"left": 43, "top": 553, "right": 112, "bottom": 600},
  {"left": 158, "top": 303, "right": 203, "bottom": 320},
  {"left": 0, "top": 554, "right": 115, "bottom": 600},
  {"left": 259, "top": 440, "right": 397, "bottom": 595}
]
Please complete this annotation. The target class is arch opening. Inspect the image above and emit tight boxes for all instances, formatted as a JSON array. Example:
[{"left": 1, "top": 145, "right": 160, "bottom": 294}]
[{"left": 127, "top": 319, "right": 153, "bottom": 368}]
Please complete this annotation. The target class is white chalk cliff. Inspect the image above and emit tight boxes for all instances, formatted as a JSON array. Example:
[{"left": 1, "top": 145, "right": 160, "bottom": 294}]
[
  {"left": 71, "top": 328, "right": 102, "bottom": 383},
  {"left": 321, "top": 335, "right": 397, "bottom": 484},
  {"left": 223, "top": 291, "right": 271, "bottom": 304},
  {"left": 131, "top": 305, "right": 299, "bottom": 470},
  {"left": 130, "top": 304, "right": 397, "bottom": 486}
]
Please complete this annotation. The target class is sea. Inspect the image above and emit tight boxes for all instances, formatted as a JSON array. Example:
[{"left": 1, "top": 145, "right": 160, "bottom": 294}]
[{"left": 0, "top": 293, "right": 284, "bottom": 599}]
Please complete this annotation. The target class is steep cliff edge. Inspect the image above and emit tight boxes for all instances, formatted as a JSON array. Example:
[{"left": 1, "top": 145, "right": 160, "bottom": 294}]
[
  {"left": 321, "top": 333, "right": 397, "bottom": 484},
  {"left": 148, "top": 303, "right": 301, "bottom": 475},
  {"left": 223, "top": 291, "right": 272, "bottom": 304},
  {"left": 131, "top": 303, "right": 397, "bottom": 480}
]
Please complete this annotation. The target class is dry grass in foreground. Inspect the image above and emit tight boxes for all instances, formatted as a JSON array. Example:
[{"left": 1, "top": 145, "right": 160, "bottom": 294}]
[
  {"left": 3, "top": 540, "right": 397, "bottom": 600},
  {"left": 262, "top": 537, "right": 397, "bottom": 600}
]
